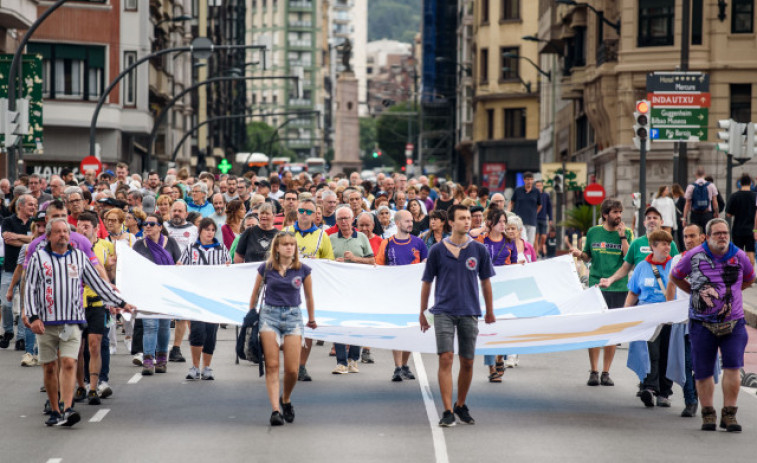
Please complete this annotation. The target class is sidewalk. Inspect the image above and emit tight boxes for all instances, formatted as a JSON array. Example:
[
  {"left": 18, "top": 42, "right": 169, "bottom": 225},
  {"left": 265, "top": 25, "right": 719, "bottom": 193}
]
[{"left": 741, "top": 287, "right": 757, "bottom": 374}]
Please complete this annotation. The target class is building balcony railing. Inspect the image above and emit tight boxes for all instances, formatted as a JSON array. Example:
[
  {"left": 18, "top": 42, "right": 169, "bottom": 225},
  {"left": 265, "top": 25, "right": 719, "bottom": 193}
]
[
  {"left": 288, "top": 98, "right": 312, "bottom": 107},
  {"left": 289, "top": 118, "right": 312, "bottom": 128},
  {"left": 288, "top": 60, "right": 313, "bottom": 68},
  {"left": 289, "top": 39, "right": 312, "bottom": 49},
  {"left": 287, "top": 139, "right": 313, "bottom": 148},
  {"left": 596, "top": 39, "right": 618, "bottom": 66},
  {"left": 289, "top": 20, "right": 313, "bottom": 29},
  {"left": 289, "top": 1, "right": 313, "bottom": 11}
]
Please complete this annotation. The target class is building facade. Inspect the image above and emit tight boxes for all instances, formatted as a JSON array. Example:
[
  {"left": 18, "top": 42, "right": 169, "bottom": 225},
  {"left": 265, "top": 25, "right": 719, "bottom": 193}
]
[{"left": 365, "top": 39, "right": 414, "bottom": 117}]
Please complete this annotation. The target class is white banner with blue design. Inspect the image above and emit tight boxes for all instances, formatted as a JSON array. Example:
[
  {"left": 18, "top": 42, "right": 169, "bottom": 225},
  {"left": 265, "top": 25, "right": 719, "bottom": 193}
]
[{"left": 116, "top": 243, "right": 688, "bottom": 354}]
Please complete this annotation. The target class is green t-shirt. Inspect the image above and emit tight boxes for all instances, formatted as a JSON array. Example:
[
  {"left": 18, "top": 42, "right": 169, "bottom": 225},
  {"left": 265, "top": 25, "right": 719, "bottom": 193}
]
[
  {"left": 583, "top": 225, "right": 634, "bottom": 292},
  {"left": 623, "top": 235, "right": 679, "bottom": 266}
]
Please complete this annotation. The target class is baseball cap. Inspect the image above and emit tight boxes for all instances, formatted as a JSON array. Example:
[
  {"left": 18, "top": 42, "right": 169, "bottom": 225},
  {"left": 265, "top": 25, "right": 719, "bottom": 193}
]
[
  {"left": 142, "top": 195, "right": 156, "bottom": 214},
  {"left": 31, "top": 210, "right": 46, "bottom": 222},
  {"left": 255, "top": 179, "right": 271, "bottom": 188},
  {"left": 644, "top": 206, "right": 662, "bottom": 218}
]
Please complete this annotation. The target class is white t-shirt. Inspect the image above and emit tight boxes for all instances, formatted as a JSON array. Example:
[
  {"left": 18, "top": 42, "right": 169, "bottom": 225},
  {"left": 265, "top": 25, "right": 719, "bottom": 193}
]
[
  {"left": 165, "top": 222, "right": 198, "bottom": 254},
  {"left": 651, "top": 196, "right": 678, "bottom": 230}
]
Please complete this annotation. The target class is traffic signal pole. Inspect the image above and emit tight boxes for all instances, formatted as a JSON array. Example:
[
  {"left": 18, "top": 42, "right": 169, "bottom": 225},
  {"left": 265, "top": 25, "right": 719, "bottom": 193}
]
[
  {"left": 676, "top": 0, "right": 691, "bottom": 186},
  {"left": 639, "top": 135, "right": 647, "bottom": 238}
]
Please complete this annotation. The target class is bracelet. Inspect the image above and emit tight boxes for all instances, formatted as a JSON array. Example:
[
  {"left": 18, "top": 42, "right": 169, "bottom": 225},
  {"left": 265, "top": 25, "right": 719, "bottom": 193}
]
[{"left": 620, "top": 236, "right": 627, "bottom": 240}]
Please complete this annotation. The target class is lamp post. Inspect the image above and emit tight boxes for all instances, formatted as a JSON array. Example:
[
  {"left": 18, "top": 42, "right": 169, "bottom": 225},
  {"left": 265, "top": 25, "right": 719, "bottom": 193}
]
[
  {"left": 89, "top": 39, "right": 267, "bottom": 158},
  {"left": 554, "top": 0, "right": 620, "bottom": 32},
  {"left": 6, "top": 0, "right": 71, "bottom": 183},
  {"left": 502, "top": 52, "right": 551, "bottom": 81}
]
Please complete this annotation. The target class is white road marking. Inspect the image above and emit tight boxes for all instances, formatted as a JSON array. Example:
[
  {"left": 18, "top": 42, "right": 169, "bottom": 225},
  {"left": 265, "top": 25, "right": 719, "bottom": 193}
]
[
  {"left": 413, "top": 352, "right": 449, "bottom": 463},
  {"left": 740, "top": 386, "right": 757, "bottom": 400},
  {"left": 127, "top": 373, "right": 142, "bottom": 384},
  {"left": 89, "top": 409, "right": 110, "bottom": 422},
  {"left": 46, "top": 459, "right": 62, "bottom": 463}
]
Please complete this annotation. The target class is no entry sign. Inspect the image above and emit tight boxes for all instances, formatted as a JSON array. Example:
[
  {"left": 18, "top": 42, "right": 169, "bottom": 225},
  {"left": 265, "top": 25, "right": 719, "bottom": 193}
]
[
  {"left": 583, "top": 183, "right": 606, "bottom": 206},
  {"left": 79, "top": 156, "right": 102, "bottom": 176}
]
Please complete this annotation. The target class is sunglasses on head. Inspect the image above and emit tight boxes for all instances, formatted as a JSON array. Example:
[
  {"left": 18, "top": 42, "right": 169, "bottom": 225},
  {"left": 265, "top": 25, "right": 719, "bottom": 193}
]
[
  {"left": 278, "top": 231, "right": 295, "bottom": 237},
  {"left": 297, "top": 208, "right": 315, "bottom": 216}
]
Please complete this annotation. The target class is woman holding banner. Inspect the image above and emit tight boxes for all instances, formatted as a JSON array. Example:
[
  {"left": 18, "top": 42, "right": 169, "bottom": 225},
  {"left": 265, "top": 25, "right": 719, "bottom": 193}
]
[{"left": 249, "top": 232, "right": 317, "bottom": 426}]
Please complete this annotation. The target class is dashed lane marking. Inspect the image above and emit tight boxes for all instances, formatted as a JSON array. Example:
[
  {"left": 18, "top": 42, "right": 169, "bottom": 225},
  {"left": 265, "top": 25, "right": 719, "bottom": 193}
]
[
  {"left": 127, "top": 373, "right": 142, "bottom": 384},
  {"left": 89, "top": 409, "right": 110, "bottom": 422}
]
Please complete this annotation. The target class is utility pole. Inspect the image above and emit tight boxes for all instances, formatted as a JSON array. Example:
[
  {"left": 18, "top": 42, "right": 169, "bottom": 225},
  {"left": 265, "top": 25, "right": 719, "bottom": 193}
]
[{"left": 676, "top": 0, "right": 691, "bottom": 186}]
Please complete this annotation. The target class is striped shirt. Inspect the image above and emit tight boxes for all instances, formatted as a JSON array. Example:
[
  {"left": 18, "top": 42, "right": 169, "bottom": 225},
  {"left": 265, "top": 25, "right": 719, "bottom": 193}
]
[
  {"left": 179, "top": 240, "right": 231, "bottom": 266},
  {"left": 25, "top": 244, "right": 124, "bottom": 325}
]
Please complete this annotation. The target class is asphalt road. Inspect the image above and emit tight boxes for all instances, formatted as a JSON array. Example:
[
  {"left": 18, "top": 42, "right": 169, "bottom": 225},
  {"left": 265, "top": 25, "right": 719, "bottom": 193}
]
[{"left": 2, "top": 327, "right": 757, "bottom": 463}]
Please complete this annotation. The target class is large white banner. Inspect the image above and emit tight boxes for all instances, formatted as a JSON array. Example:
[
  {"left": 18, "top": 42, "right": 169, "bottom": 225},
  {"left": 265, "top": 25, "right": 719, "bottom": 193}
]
[{"left": 115, "top": 243, "right": 688, "bottom": 354}]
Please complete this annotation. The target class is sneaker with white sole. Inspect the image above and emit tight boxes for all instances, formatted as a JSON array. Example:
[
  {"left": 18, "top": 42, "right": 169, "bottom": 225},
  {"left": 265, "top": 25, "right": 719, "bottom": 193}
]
[
  {"left": 21, "top": 352, "right": 35, "bottom": 367},
  {"left": 505, "top": 355, "right": 519, "bottom": 368},
  {"left": 361, "top": 350, "right": 375, "bottom": 364},
  {"left": 97, "top": 381, "right": 113, "bottom": 399},
  {"left": 186, "top": 366, "right": 200, "bottom": 380},
  {"left": 201, "top": 367, "right": 214, "bottom": 380},
  {"left": 132, "top": 353, "right": 143, "bottom": 366},
  {"left": 124, "top": 338, "right": 132, "bottom": 353},
  {"left": 347, "top": 359, "right": 360, "bottom": 373},
  {"left": 439, "top": 410, "right": 456, "bottom": 427},
  {"left": 332, "top": 364, "right": 349, "bottom": 374}
]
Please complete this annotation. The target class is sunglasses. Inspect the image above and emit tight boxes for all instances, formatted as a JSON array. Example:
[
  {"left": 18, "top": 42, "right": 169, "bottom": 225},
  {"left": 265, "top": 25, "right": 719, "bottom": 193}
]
[
  {"left": 278, "top": 231, "right": 295, "bottom": 237},
  {"left": 144, "top": 222, "right": 161, "bottom": 227},
  {"left": 297, "top": 208, "right": 315, "bottom": 216}
]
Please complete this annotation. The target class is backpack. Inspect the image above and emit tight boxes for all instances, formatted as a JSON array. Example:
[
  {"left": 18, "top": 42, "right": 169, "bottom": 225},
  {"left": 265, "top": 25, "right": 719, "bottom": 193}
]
[{"left": 691, "top": 182, "right": 711, "bottom": 212}]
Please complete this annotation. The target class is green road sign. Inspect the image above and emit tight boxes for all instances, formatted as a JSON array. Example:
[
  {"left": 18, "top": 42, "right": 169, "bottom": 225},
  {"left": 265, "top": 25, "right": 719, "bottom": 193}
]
[
  {"left": 218, "top": 158, "right": 233, "bottom": 174},
  {"left": 653, "top": 127, "right": 708, "bottom": 142},
  {"left": 650, "top": 108, "right": 708, "bottom": 127},
  {"left": 0, "top": 54, "right": 43, "bottom": 149}
]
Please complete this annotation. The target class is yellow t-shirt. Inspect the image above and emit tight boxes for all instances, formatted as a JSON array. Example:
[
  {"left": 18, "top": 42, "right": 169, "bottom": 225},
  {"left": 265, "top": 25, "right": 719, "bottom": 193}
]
[
  {"left": 84, "top": 238, "right": 115, "bottom": 308},
  {"left": 282, "top": 225, "right": 335, "bottom": 260}
]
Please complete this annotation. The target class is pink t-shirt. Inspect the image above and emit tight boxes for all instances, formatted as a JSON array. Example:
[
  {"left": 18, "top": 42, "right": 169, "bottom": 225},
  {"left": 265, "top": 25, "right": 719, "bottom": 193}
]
[{"left": 684, "top": 178, "right": 719, "bottom": 212}]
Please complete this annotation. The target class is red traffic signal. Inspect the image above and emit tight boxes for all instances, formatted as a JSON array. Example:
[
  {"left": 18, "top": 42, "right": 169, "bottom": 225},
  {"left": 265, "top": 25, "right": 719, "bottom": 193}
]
[{"left": 636, "top": 100, "right": 649, "bottom": 114}]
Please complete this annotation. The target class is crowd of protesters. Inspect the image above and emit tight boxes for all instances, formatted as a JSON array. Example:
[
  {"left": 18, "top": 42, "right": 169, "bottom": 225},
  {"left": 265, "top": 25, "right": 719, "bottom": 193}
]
[{"left": 1, "top": 163, "right": 754, "bottom": 431}]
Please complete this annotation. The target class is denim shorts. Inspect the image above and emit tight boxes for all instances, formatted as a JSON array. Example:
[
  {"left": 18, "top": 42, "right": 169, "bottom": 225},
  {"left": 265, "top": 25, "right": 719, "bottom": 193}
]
[
  {"left": 689, "top": 318, "right": 748, "bottom": 379},
  {"left": 536, "top": 220, "right": 548, "bottom": 235},
  {"left": 259, "top": 304, "right": 304, "bottom": 340},
  {"left": 433, "top": 314, "right": 479, "bottom": 359}
]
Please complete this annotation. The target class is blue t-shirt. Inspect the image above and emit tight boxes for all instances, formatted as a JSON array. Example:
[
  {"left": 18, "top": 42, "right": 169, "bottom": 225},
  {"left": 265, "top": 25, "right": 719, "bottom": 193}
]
[
  {"left": 627, "top": 257, "right": 673, "bottom": 305},
  {"left": 257, "top": 263, "right": 312, "bottom": 307},
  {"left": 510, "top": 186, "right": 541, "bottom": 226},
  {"left": 323, "top": 213, "right": 336, "bottom": 227},
  {"left": 422, "top": 240, "right": 495, "bottom": 316}
]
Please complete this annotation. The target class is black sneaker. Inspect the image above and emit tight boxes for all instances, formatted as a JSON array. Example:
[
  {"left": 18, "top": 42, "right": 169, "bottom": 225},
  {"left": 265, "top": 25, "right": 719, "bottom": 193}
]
[
  {"left": 391, "top": 367, "right": 403, "bottom": 382},
  {"left": 453, "top": 404, "right": 475, "bottom": 425},
  {"left": 401, "top": 366, "right": 416, "bottom": 380},
  {"left": 587, "top": 371, "right": 600, "bottom": 386},
  {"left": 0, "top": 331, "right": 12, "bottom": 349},
  {"left": 600, "top": 372, "right": 614, "bottom": 386},
  {"left": 280, "top": 397, "right": 295, "bottom": 423},
  {"left": 438, "top": 410, "right": 456, "bottom": 427},
  {"left": 14, "top": 339, "right": 25, "bottom": 351},
  {"left": 45, "top": 411, "right": 62, "bottom": 426},
  {"left": 58, "top": 408, "right": 81, "bottom": 427},
  {"left": 169, "top": 346, "right": 186, "bottom": 363},
  {"left": 297, "top": 365, "right": 312, "bottom": 382},
  {"left": 74, "top": 386, "right": 87, "bottom": 403},
  {"left": 87, "top": 390, "right": 101, "bottom": 405},
  {"left": 270, "top": 411, "right": 285, "bottom": 426},
  {"left": 681, "top": 403, "right": 698, "bottom": 418},
  {"left": 640, "top": 389, "right": 655, "bottom": 408}
]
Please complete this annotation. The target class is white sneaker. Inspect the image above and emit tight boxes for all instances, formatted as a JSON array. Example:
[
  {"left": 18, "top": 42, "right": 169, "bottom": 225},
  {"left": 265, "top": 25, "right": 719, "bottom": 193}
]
[
  {"left": 186, "top": 366, "right": 200, "bottom": 380},
  {"left": 505, "top": 355, "right": 519, "bottom": 368},
  {"left": 21, "top": 352, "right": 35, "bottom": 367},
  {"left": 97, "top": 381, "right": 113, "bottom": 399},
  {"left": 347, "top": 359, "right": 360, "bottom": 373},
  {"left": 332, "top": 364, "right": 349, "bottom": 374},
  {"left": 132, "top": 353, "right": 143, "bottom": 366},
  {"left": 124, "top": 337, "right": 132, "bottom": 352},
  {"left": 109, "top": 345, "right": 117, "bottom": 355},
  {"left": 201, "top": 366, "right": 214, "bottom": 380}
]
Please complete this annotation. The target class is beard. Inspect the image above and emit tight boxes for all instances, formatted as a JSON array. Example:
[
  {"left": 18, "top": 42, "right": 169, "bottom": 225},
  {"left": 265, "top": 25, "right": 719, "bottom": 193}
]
[{"left": 170, "top": 216, "right": 184, "bottom": 226}]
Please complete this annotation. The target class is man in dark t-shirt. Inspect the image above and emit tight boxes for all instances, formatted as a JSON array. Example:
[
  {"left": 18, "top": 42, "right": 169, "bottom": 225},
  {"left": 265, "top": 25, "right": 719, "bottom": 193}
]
[
  {"left": 726, "top": 172, "right": 757, "bottom": 265},
  {"left": 508, "top": 172, "right": 541, "bottom": 244},
  {"left": 0, "top": 194, "right": 36, "bottom": 348}
]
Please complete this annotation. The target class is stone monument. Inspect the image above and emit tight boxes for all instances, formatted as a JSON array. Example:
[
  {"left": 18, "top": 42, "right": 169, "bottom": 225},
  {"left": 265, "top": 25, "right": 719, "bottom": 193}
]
[{"left": 331, "top": 41, "right": 362, "bottom": 175}]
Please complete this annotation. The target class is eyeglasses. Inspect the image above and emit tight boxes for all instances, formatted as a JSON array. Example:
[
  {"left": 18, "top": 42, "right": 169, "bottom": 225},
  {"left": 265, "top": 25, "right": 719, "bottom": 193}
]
[
  {"left": 298, "top": 208, "right": 315, "bottom": 216},
  {"left": 337, "top": 217, "right": 352, "bottom": 221},
  {"left": 68, "top": 198, "right": 82, "bottom": 203},
  {"left": 143, "top": 222, "right": 160, "bottom": 227}
]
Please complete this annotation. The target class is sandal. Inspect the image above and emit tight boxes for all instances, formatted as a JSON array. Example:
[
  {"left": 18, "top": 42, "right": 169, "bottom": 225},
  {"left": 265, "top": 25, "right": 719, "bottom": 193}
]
[
  {"left": 495, "top": 361, "right": 506, "bottom": 375},
  {"left": 488, "top": 372, "right": 503, "bottom": 383}
]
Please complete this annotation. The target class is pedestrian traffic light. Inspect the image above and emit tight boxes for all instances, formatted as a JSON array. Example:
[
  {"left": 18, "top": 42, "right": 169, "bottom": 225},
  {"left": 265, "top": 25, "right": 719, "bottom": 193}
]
[
  {"left": 717, "top": 119, "right": 741, "bottom": 156},
  {"left": 743, "top": 122, "right": 757, "bottom": 161},
  {"left": 632, "top": 99, "right": 650, "bottom": 151}
]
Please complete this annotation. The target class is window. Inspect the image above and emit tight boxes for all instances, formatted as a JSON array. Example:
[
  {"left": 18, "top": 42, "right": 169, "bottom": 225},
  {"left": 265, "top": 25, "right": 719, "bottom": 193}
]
[
  {"left": 486, "top": 109, "right": 494, "bottom": 139},
  {"left": 504, "top": 108, "right": 526, "bottom": 138},
  {"left": 123, "top": 51, "right": 137, "bottom": 106},
  {"left": 481, "top": 0, "right": 489, "bottom": 23},
  {"left": 691, "top": 0, "right": 703, "bottom": 44},
  {"left": 638, "top": 0, "right": 674, "bottom": 47},
  {"left": 500, "top": 47, "right": 518, "bottom": 81},
  {"left": 28, "top": 43, "right": 105, "bottom": 101},
  {"left": 479, "top": 48, "right": 488, "bottom": 83},
  {"left": 730, "top": 84, "right": 752, "bottom": 123},
  {"left": 501, "top": 0, "right": 519, "bottom": 20},
  {"left": 124, "top": 0, "right": 138, "bottom": 10},
  {"left": 732, "top": 0, "right": 754, "bottom": 34}
]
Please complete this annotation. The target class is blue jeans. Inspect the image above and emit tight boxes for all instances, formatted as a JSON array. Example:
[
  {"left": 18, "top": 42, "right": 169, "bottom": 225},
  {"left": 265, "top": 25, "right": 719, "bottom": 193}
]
[
  {"left": 683, "top": 334, "right": 697, "bottom": 405},
  {"left": 24, "top": 322, "right": 36, "bottom": 355},
  {"left": 142, "top": 318, "right": 170, "bottom": 357},
  {"left": 483, "top": 354, "right": 507, "bottom": 366},
  {"left": 1, "top": 270, "right": 14, "bottom": 335},
  {"left": 334, "top": 343, "right": 360, "bottom": 365}
]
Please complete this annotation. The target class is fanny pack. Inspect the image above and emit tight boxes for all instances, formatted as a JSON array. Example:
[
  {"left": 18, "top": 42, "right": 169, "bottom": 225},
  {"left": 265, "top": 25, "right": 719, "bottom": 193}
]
[{"left": 697, "top": 319, "right": 738, "bottom": 337}]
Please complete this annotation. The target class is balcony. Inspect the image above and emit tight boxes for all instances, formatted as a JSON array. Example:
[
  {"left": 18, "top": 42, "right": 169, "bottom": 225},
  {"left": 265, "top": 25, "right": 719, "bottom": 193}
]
[
  {"left": 288, "top": 60, "right": 313, "bottom": 68},
  {"left": 596, "top": 39, "right": 618, "bottom": 66},
  {"left": 287, "top": 139, "right": 313, "bottom": 148},
  {"left": 289, "top": 20, "right": 313, "bottom": 29},
  {"left": 289, "top": 1, "right": 313, "bottom": 11},
  {"left": 288, "top": 98, "right": 312, "bottom": 107},
  {"left": 0, "top": 0, "right": 37, "bottom": 29},
  {"left": 289, "top": 118, "right": 312, "bottom": 128},
  {"left": 288, "top": 39, "right": 312, "bottom": 50}
]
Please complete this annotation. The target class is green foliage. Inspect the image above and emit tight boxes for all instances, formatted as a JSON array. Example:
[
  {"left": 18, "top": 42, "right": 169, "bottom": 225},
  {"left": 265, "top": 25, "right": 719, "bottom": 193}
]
[
  {"left": 359, "top": 117, "right": 377, "bottom": 155},
  {"left": 368, "top": 0, "right": 422, "bottom": 43},
  {"left": 375, "top": 101, "right": 418, "bottom": 167},
  {"left": 561, "top": 205, "right": 599, "bottom": 235},
  {"left": 245, "top": 121, "right": 294, "bottom": 158}
]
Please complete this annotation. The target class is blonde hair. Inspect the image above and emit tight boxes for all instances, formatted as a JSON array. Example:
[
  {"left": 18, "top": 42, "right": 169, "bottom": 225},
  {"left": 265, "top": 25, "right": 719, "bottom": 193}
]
[
  {"left": 156, "top": 194, "right": 173, "bottom": 206},
  {"left": 265, "top": 232, "right": 302, "bottom": 271},
  {"left": 104, "top": 208, "right": 125, "bottom": 223}
]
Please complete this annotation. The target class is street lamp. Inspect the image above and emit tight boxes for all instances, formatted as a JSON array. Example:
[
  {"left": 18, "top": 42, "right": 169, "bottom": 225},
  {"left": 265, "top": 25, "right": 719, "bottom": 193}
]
[
  {"left": 502, "top": 52, "right": 551, "bottom": 81},
  {"left": 521, "top": 35, "right": 564, "bottom": 55},
  {"left": 554, "top": 0, "right": 620, "bottom": 33}
]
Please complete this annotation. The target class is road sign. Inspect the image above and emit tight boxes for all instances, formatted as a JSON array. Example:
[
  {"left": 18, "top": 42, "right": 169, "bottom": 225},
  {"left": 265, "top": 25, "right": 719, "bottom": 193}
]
[
  {"left": 405, "top": 143, "right": 413, "bottom": 157},
  {"left": 0, "top": 54, "right": 43, "bottom": 149},
  {"left": 650, "top": 108, "right": 708, "bottom": 126},
  {"left": 583, "top": 183, "right": 606, "bottom": 206},
  {"left": 80, "top": 156, "right": 102, "bottom": 176},
  {"left": 649, "top": 127, "right": 707, "bottom": 141},
  {"left": 646, "top": 72, "right": 709, "bottom": 93},
  {"left": 647, "top": 93, "right": 711, "bottom": 108}
]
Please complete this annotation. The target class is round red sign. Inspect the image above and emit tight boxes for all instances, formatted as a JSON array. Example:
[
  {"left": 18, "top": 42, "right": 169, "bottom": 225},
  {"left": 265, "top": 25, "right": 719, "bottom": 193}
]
[
  {"left": 79, "top": 156, "right": 102, "bottom": 176},
  {"left": 583, "top": 183, "right": 606, "bottom": 206}
]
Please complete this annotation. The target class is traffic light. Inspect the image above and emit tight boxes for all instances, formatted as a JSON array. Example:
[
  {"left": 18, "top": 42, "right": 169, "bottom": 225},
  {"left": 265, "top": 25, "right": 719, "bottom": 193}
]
[
  {"left": 717, "top": 119, "right": 741, "bottom": 156},
  {"left": 632, "top": 99, "right": 650, "bottom": 151},
  {"left": 744, "top": 122, "right": 757, "bottom": 161},
  {"left": 372, "top": 149, "right": 382, "bottom": 158}
]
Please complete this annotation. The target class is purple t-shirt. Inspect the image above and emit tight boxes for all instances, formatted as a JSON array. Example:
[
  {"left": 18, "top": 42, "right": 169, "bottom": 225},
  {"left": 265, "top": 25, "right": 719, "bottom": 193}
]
[
  {"left": 378, "top": 235, "right": 428, "bottom": 266},
  {"left": 257, "top": 263, "right": 312, "bottom": 307},
  {"left": 477, "top": 234, "right": 517, "bottom": 266},
  {"left": 23, "top": 232, "right": 100, "bottom": 269},
  {"left": 422, "top": 239, "right": 495, "bottom": 316},
  {"left": 672, "top": 243, "right": 755, "bottom": 323}
]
